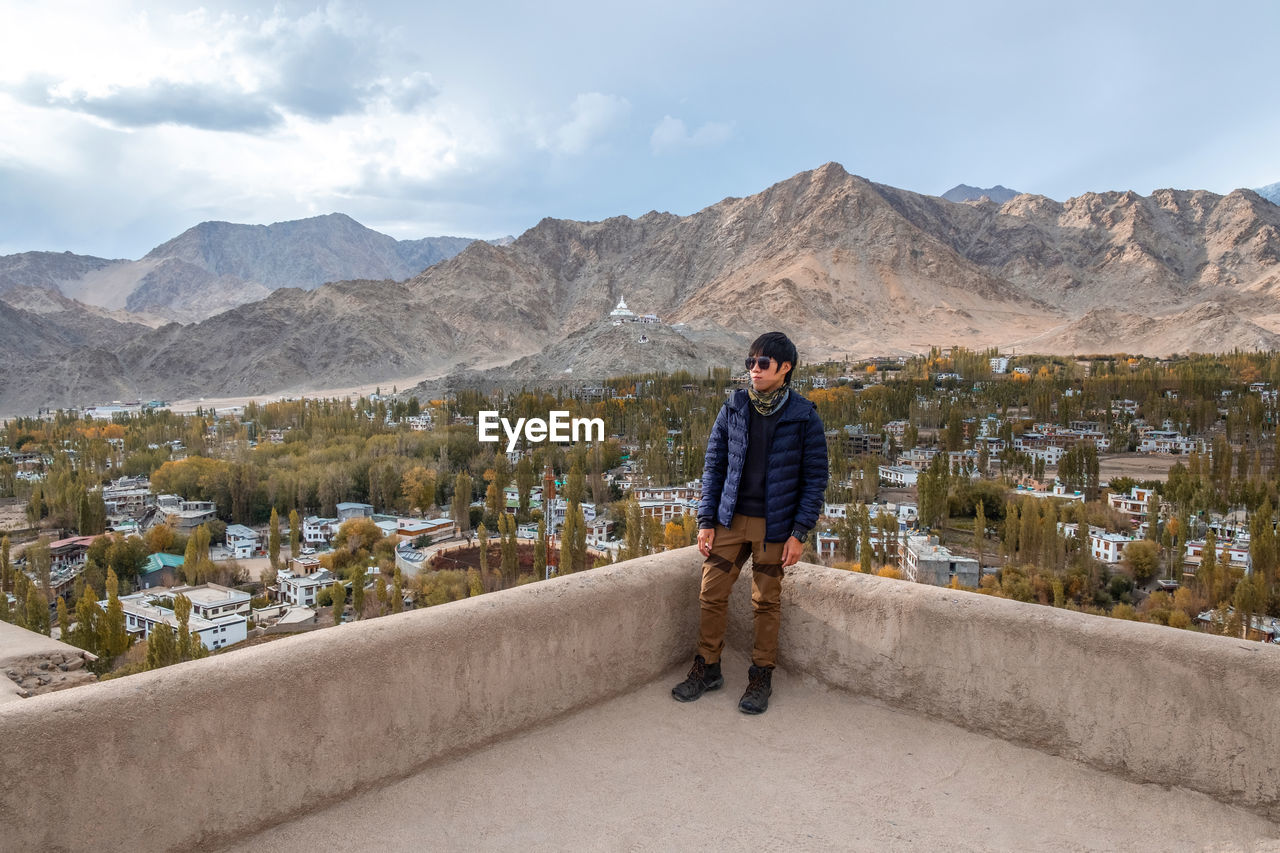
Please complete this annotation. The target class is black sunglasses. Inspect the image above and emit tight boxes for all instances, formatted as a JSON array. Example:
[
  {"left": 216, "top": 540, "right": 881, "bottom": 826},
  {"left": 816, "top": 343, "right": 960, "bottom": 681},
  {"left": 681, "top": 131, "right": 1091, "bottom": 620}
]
[{"left": 745, "top": 356, "right": 775, "bottom": 370}]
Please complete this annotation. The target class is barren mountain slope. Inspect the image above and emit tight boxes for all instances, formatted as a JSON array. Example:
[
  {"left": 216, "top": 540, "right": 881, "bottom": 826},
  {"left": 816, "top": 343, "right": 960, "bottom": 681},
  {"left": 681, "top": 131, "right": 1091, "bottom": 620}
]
[
  {"left": 408, "top": 163, "right": 1060, "bottom": 361},
  {"left": 111, "top": 280, "right": 464, "bottom": 401}
]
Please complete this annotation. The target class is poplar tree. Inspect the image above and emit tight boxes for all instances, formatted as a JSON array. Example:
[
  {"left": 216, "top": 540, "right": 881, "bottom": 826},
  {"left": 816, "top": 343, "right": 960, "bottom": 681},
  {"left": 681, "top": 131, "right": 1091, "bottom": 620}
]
[
  {"left": 56, "top": 597, "right": 70, "bottom": 640},
  {"left": 25, "top": 585, "right": 50, "bottom": 635},
  {"left": 73, "top": 584, "right": 102, "bottom": 655},
  {"left": 858, "top": 503, "right": 873, "bottom": 573},
  {"left": 289, "top": 509, "right": 301, "bottom": 558},
  {"left": 175, "top": 594, "right": 195, "bottom": 662},
  {"left": 974, "top": 501, "right": 986, "bottom": 569},
  {"left": 391, "top": 567, "right": 403, "bottom": 613},
  {"left": 147, "top": 623, "right": 176, "bottom": 670},
  {"left": 1249, "top": 498, "right": 1276, "bottom": 586},
  {"left": 453, "top": 472, "right": 473, "bottom": 540},
  {"left": 1, "top": 535, "right": 11, "bottom": 593},
  {"left": 534, "top": 516, "right": 547, "bottom": 579},
  {"left": 477, "top": 523, "right": 489, "bottom": 576},
  {"left": 571, "top": 505, "right": 588, "bottom": 572},
  {"left": 500, "top": 513, "right": 518, "bottom": 584},
  {"left": 560, "top": 511, "right": 579, "bottom": 575},
  {"left": 101, "top": 568, "right": 128, "bottom": 661},
  {"left": 515, "top": 457, "right": 535, "bottom": 519},
  {"left": 330, "top": 580, "right": 345, "bottom": 625},
  {"left": 268, "top": 507, "right": 281, "bottom": 569},
  {"left": 1001, "top": 502, "right": 1018, "bottom": 560},
  {"left": 348, "top": 564, "right": 366, "bottom": 619},
  {"left": 625, "top": 500, "right": 643, "bottom": 558},
  {"left": 1200, "top": 529, "right": 1218, "bottom": 602}
]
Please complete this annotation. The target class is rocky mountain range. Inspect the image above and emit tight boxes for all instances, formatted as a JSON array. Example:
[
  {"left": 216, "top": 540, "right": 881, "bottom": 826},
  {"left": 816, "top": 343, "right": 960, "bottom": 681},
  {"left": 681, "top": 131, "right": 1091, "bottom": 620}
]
[
  {"left": 4, "top": 162, "right": 1280, "bottom": 416},
  {"left": 941, "top": 184, "right": 1022, "bottom": 204},
  {"left": 0, "top": 213, "right": 484, "bottom": 324},
  {"left": 1257, "top": 182, "right": 1280, "bottom": 207}
]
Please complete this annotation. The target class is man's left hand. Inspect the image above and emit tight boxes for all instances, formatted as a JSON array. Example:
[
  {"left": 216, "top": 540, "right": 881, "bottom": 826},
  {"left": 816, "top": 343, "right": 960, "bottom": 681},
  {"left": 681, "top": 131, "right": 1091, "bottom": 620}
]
[{"left": 782, "top": 536, "right": 804, "bottom": 568}]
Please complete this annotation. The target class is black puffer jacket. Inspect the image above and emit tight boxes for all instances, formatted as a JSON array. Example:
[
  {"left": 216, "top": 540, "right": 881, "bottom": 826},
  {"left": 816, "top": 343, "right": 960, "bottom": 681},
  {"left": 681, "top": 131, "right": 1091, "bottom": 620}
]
[{"left": 697, "top": 389, "right": 828, "bottom": 542}]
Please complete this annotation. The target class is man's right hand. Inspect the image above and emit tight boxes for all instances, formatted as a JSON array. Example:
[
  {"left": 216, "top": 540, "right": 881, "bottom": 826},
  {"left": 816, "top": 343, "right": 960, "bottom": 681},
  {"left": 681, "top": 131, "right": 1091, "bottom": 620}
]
[{"left": 697, "top": 527, "right": 715, "bottom": 557}]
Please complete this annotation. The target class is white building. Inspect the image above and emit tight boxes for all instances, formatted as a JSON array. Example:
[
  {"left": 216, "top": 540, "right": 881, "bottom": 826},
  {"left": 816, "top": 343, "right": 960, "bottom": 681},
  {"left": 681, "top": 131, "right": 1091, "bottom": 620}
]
[
  {"left": 115, "top": 588, "right": 247, "bottom": 651},
  {"left": 224, "top": 524, "right": 261, "bottom": 559},
  {"left": 1108, "top": 486, "right": 1158, "bottom": 522},
  {"left": 900, "top": 535, "right": 980, "bottom": 587},
  {"left": 303, "top": 516, "right": 340, "bottom": 545},
  {"left": 278, "top": 567, "right": 338, "bottom": 607},
  {"left": 878, "top": 465, "right": 920, "bottom": 487}
]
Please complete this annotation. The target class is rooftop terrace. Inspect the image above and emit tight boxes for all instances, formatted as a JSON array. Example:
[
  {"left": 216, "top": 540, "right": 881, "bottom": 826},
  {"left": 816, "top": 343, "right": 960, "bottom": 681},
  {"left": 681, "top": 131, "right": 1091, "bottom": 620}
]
[{"left": 3, "top": 551, "right": 1279, "bottom": 851}]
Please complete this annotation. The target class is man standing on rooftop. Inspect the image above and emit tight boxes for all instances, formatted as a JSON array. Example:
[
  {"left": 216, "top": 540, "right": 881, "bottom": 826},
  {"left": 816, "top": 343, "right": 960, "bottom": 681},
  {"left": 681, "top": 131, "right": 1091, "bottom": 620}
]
[{"left": 672, "top": 331, "right": 828, "bottom": 714}]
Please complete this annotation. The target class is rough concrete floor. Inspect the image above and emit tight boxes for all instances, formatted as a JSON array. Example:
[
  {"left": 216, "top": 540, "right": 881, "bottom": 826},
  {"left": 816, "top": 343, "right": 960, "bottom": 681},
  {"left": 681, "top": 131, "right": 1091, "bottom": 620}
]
[{"left": 230, "top": 651, "right": 1280, "bottom": 852}]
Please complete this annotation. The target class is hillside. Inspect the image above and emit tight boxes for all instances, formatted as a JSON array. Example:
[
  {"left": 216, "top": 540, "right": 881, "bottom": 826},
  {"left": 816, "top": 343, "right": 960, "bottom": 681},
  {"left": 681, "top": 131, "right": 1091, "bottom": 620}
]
[{"left": 7, "top": 163, "right": 1280, "bottom": 414}]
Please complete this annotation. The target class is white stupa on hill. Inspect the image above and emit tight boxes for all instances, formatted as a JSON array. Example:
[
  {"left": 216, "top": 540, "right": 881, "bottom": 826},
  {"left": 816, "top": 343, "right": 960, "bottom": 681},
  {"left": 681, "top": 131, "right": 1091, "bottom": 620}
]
[{"left": 609, "top": 298, "right": 660, "bottom": 325}]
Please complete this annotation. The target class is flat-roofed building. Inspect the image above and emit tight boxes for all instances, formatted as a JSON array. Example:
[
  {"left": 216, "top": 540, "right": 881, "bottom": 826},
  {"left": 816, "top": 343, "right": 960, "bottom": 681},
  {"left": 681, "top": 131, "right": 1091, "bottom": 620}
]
[{"left": 900, "top": 534, "right": 980, "bottom": 587}]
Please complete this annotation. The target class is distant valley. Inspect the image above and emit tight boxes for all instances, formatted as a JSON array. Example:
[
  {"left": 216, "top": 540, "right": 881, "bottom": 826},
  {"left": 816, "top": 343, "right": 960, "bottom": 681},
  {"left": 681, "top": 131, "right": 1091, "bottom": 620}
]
[{"left": 3, "top": 164, "right": 1280, "bottom": 416}]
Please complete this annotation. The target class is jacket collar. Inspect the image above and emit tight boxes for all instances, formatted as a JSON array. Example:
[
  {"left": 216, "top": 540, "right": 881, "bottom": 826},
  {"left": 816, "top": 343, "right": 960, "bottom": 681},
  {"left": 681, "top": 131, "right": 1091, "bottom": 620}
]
[{"left": 731, "top": 387, "right": 809, "bottom": 422}]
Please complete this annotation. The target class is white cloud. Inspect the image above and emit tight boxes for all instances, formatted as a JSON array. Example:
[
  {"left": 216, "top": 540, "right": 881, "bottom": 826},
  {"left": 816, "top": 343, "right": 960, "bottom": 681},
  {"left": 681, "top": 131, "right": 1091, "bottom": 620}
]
[
  {"left": 552, "top": 93, "right": 631, "bottom": 155},
  {"left": 650, "top": 115, "right": 732, "bottom": 155},
  {"left": 0, "top": 1, "right": 431, "bottom": 132}
]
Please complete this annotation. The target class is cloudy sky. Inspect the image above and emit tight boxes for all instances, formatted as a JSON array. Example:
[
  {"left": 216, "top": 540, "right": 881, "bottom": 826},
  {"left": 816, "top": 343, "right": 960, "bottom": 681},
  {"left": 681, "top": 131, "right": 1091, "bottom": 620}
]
[{"left": 2, "top": 0, "right": 1278, "bottom": 258}]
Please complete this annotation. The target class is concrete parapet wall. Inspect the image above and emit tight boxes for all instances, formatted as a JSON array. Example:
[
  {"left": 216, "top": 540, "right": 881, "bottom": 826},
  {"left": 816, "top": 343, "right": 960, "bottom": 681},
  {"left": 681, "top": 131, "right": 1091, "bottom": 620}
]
[
  {"left": 4, "top": 551, "right": 1280, "bottom": 851},
  {"left": 754, "top": 564, "right": 1280, "bottom": 821},
  {"left": 0, "top": 552, "right": 702, "bottom": 853}
]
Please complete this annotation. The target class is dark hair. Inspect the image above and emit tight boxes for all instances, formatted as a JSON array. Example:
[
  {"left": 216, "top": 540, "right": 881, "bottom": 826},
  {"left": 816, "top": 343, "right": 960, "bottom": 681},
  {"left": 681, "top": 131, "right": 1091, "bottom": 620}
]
[{"left": 749, "top": 332, "right": 798, "bottom": 384}]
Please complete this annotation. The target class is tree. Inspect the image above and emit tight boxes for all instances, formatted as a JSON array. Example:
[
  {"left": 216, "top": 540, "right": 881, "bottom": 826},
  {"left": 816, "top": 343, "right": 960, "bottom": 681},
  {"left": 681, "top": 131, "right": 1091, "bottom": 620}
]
[
  {"left": 974, "top": 500, "right": 986, "bottom": 569},
  {"left": 25, "top": 585, "right": 50, "bottom": 636},
  {"left": 348, "top": 564, "right": 366, "bottom": 619},
  {"left": 625, "top": 499, "right": 643, "bottom": 558},
  {"left": 1145, "top": 492, "right": 1161, "bottom": 541},
  {"left": 289, "top": 509, "right": 301, "bottom": 559},
  {"left": 391, "top": 567, "right": 403, "bottom": 613},
  {"left": 476, "top": 523, "right": 489, "bottom": 576},
  {"left": 515, "top": 457, "right": 535, "bottom": 519},
  {"left": 499, "top": 513, "right": 518, "bottom": 585},
  {"left": 570, "top": 503, "right": 588, "bottom": 572},
  {"left": 402, "top": 466, "right": 437, "bottom": 515},
  {"left": 1200, "top": 529, "right": 1218, "bottom": 602},
  {"left": 27, "top": 536, "right": 51, "bottom": 600},
  {"left": 453, "top": 472, "right": 473, "bottom": 541},
  {"left": 484, "top": 471, "right": 503, "bottom": 522},
  {"left": 182, "top": 525, "right": 214, "bottom": 585},
  {"left": 858, "top": 503, "right": 873, "bottom": 573},
  {"left": 1123, "top": 539, "right": 1159, "bottom": 585},
  {"left": 72, "top": 584, "right": 102, "bottom": 658},
  {"left": 146, "top": 623, "right": 176, "bottom": 670},
  {"left": 0, "top": 535, "right": 9, "bottom": 594},
  {"left": 560, "top": 511, "right": 578, "bottom": 575},
  {"left": 56, "top": 597, "right": 70, "bottom": 640},
  {"left": 1249, "top": 498, "right": 1277, "bottom": 586},
  {"left": 175, "top": 593, "right": 195, "bottom": 662},
  {"left": 664, "top": 521, "right": 685, "bottom": 551},
  {"left": 330, "top": 580, "right": 345, "bottom": 625},
  {"left": 268, "top": 507, "right": 281, "bottom": 569},
  {"left": 101, "top": 568, "right": 128, "bottom": 661},
  {"left": 534, "top": 516, "right": 547, "bottom": 579},
  {"left": 1233, "top": 573, "right": 1267, "bottom": 639}
]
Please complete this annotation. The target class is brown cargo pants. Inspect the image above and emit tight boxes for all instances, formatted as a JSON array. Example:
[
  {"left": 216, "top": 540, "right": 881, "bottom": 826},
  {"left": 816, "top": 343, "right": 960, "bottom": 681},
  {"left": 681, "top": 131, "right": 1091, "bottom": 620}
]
[{"left": 697, "top": 514, "right": 784, "bottom": 668}]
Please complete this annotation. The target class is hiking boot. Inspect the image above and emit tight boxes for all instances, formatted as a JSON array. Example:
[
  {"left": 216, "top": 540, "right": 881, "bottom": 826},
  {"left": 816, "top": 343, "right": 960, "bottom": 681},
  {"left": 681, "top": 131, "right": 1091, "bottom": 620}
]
[
  {"left": 738, "top": 664, "right": 774, "bottom": 714},
  {"left": 671, "top": 655, "right": 723, "bottom": 702}
]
